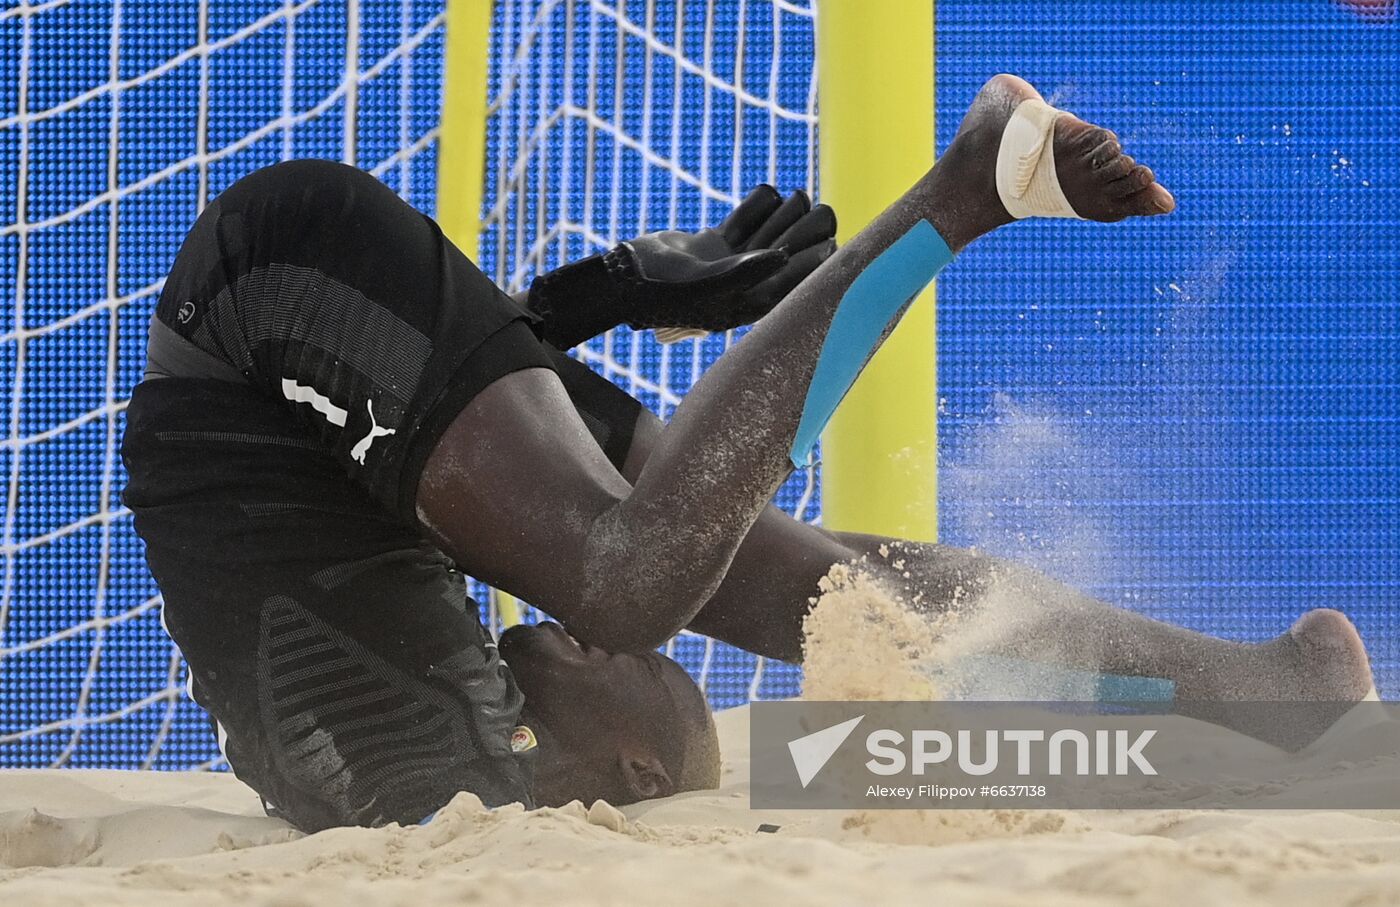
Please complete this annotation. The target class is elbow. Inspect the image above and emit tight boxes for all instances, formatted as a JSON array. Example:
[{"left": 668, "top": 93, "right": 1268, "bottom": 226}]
[
  {"left": 570, "top": 504, "right": 726, "bottom": 654},
  {"left": 564, "top": 592, "right": 690, "bottom": 655}
]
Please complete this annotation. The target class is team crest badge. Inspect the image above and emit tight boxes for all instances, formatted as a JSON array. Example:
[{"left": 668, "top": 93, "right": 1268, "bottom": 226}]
[{"left": 511, "top": 725, "right": 538, "bottom": 753}]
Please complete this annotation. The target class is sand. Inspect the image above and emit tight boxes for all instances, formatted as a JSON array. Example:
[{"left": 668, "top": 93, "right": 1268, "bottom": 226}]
[
  {"left": 5, "top": 572, "right": 1400, "bottom": 906},
  {"left": 5, "top": 704, "right": 1400, "bottom": 906}
]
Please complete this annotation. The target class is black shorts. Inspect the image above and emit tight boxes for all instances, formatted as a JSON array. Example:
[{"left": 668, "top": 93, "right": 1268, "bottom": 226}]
[{"left": 122, "top": 161, "right": 645, "bottom": 831}]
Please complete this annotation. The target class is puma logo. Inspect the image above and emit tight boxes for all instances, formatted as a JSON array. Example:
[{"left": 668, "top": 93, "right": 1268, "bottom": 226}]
[{"left": 350, "top": 398, "right": 396, "bottom": 466}]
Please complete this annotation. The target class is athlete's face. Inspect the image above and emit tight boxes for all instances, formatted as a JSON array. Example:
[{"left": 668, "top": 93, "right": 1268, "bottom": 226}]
[{"left": 498, "top": 621, "right": 718, "bottom": 807}]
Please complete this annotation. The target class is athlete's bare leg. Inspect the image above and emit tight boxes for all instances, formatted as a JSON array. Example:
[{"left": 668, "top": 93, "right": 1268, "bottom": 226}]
[
  {"left": 610, "top": 388, "right": 1375, "bottom": 707},
  {"left": 417, "top": 75, "right": 1173, "bottom": 653}
]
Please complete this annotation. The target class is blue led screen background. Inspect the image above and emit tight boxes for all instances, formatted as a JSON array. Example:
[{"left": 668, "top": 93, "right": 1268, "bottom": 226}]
[
  {"left": 1, "top": 0, "right": 1395, "bottom": 770},
  {"left": 935, "top": 0, "right": 1398, "bottom": 701}
]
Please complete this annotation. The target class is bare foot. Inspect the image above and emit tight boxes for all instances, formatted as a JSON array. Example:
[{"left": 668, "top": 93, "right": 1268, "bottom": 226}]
[
  {"left": 1270, "top": 608, "right": 1376, "bottom": 701},
  {"left": 929, "top": 74, "right": 1176, "bottom": 250},
  {"left": 1180, "top": 609, "right": 1375, "bottom": 751}
]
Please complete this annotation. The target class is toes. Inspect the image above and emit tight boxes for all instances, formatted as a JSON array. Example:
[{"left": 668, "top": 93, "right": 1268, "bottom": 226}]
[
  {"left": 1107, "top": 183, "right": 1175, "bottom": 220},
  {"left": 1095, "top": 153, "right": 1135, "bottom": 182},
  {"left": 1051, "top": 112, "right": 1174, "bottom": 222},
  {"left": 1079, "top": 126, "right": 1118, "bottom": 151},
  {"left": 1107, "top": 164, "right": 1156, "bottom": 198},
  {"left": 1089, "top": 141, "right": 1128, "bottom": 172},
  {"left": 1146, "top": 183, "right": 1176, "bottom": 214}
]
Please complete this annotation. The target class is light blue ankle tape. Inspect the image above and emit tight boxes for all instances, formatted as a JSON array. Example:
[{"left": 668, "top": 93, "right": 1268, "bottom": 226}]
[{"left": 789, "top": 219, "right": 953, "bottom": 468}]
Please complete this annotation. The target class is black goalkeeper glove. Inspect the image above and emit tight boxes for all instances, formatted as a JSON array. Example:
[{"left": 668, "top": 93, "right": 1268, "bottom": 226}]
[{"left": 526, "top": 185, "right": 838, "bottom": 349}]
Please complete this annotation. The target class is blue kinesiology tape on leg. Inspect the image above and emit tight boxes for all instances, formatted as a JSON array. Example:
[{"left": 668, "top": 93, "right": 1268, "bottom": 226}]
[
  {"left": 1093, "top": 672, "right": 1175, "bottom": 703},
  {"left": 942, "top": 655, "right": 1177, "bottom": 704},
  {"left": 789, "top": 219, "right": 954, "bottom": 468}
]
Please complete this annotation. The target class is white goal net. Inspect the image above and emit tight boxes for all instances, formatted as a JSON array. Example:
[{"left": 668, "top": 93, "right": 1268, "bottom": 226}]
[
  {"left": 1, "top": 0, "right": 446, "bottom": 768},
  {"left": 477, "top": 0, "right": 818, "bottom": 710},
  {"left": 0, "top": 0, "right": 817, "bottom": 769}
]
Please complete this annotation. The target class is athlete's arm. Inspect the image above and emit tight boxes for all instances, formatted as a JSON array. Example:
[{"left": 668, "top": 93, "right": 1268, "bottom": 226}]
[{"left": 521, "top": 185, "right": 837, "bottom": 349}]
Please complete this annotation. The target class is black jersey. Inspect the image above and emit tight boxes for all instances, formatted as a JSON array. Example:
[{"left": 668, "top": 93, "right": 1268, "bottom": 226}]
[{"left": 124, "top": 160, "right": 647, "bottom": 832}]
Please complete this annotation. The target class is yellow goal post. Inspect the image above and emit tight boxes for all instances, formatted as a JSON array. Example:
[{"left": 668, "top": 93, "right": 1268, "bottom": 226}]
[{"left": 436, "top": 0, "right": 940, "bottom": 625}]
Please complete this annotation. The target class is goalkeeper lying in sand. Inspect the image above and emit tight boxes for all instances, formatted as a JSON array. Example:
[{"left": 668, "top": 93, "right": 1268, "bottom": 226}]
[{"left": 123, "top": 75, "right": 1374, "bottom": 832}]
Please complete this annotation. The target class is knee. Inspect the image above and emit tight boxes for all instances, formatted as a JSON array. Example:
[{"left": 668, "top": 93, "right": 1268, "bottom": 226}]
[
  {"left": 216, "top": 159, "right": 383, "bottom": 222},
  {"left": 905, "top": 543, "right": 1002, "bottom": 606},
  {"left": 232, "top": 158, "right": 360, "bottom": 193},
  {"left": 211, "top": 158, "right": 420, "bottom": 272}
]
